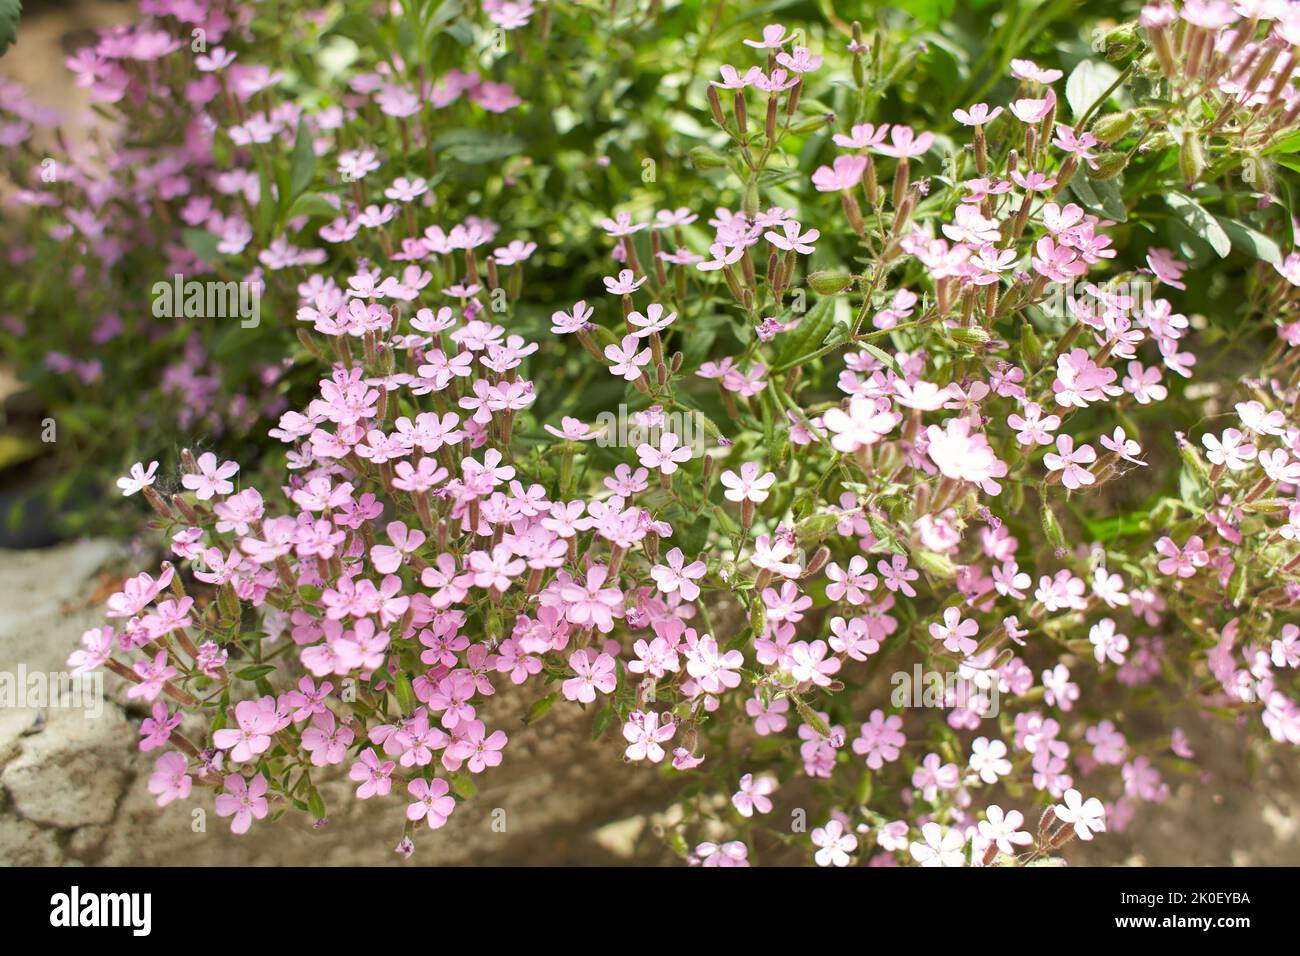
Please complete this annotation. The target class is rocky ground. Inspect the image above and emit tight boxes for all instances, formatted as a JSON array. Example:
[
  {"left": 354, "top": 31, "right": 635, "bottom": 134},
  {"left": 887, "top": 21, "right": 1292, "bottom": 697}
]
[{"left": 1, "top": 540, "right": 1298, "bottom": 866}]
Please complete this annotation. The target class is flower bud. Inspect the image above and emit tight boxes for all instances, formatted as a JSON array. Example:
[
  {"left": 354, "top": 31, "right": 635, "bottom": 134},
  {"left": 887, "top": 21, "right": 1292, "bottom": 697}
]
[
  {"left": 1091, "top": 109, "right": 1139, "bottom": 145},
  {"left": 1091, "top": 150, "right": 1129, "bottom": 180},
  {"left": 805, "top": 546, "right": 831, "bottom": 579},
  {"left": 807, "top": 270, "right": 854, "bottom": 294},
  {"left": 1102, "top": 23, "right": 1140, "bottom": 61},
  {"left": 949, "top": 325, "right": 991, "bottom": 348},
  {"left": 1041, "top": 502, "right": 1066, "bottom": 551},
  {"left": 687, "top": 145, "right": 727, "bottom": 170},
  {"left": 748, "top": 597, "right": 767, "bottom": 637},
  {"left": 706, "top": 85, "right": 725, "bottom": 127},
  {"left": 913, "top": 549, "right": 957, "bottom": 579}
]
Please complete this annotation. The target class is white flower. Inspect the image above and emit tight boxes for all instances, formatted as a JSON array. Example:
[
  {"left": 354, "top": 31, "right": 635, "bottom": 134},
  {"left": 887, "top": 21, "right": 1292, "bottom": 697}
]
[
  {"left": 116, "top": 460, "right": 159, "bottom": 497},
  {"left": 909, "top": 822, "right": 965, "bottom": 867},
  {"left": 811, "top": 819, "right": 857, "bottom": 867},
  {"left": 978, "top": 805, "right": 1032, "bottom": 857},
  {"left": 1053, "top": 787, "right": 1106, "bottom": 841},
  {"left": 968, "top": 736, "right": 1012, "bottom": 784}
]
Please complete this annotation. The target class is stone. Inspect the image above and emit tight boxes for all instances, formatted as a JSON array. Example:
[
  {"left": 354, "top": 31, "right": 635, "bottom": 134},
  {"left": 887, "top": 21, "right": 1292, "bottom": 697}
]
[
  {"left": 0, "top": 815, "right": 63, "bottom": 866},
  {"left": 1, "top": 705, "right": 132, "bottom": 829}
]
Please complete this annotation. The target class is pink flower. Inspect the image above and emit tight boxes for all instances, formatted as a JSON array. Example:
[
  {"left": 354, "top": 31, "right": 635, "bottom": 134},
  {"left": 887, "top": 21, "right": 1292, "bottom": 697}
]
[
  {"left": 789, "top": 639, "right": 841, "bottom": 687},
  {"left": 743, "top": 23, "right": 794, "bottom": 48},
  {"left": 139, "top": 702, "right": 180, "bottom": 752},
  {"left": 969, "top": 737, "right": 1012, "bottom": 783},
  {"left": 873, "top": 125, "right": 934, "bottom": 158},
  {"left": 301, "top": 710, "right": 355, "bottom": 767},
  {"left": 349, "top": 748, "right": 395, "bottom": 799},
  {"left": 1043, "top": 434, "right": 1097, "bottom": 490},
  {"left": 446, "top": 719, "right": 508, "bottom": 772},
  {"left": 1145, "top": 247, "right": 1187, "bottom": 289},
  {"left": 745, "top": 694, "right": 789, "bottom": 735},
  {"left": 650, "top": 547, "right": 707, "bottom": 601},
  {"left": 877, "top": 554, "right": 919, "bottom": 597},
  {"left": 720, "top": 461, "right": 777, "bottom": 502},
  {"left": 605, "top": 334, "right": 652, "bottom": 380},
  {"left": 825, "top": 556, "right": 877, "bottom": 604},
  {"left": 622, "top": 710, "right": 676, "bottom": 762},
  {"left": 1007, "top": 403, "right": 1059, "bottom": 446},
  {"left": 764, "top": 220, "right": 820, "bottom": 254},
  {"left": 952, "top": 103, "right": 1003, "bottom": 126},
  {"left": 212, "top": 698, "right": 281, "bottom": 763},
  {"left": 1009, "top": 88, "right": 1056, "bottom": 123},
  {"left": 127, "top": 652, "right": 177, "bottom": 703},
  {"left": 693, "top": 841, "right": 749, "bottom": 866},
  {"left": 1155, "top": 535, "right": 1209, "bottom": 578},
  {"left": 811, "top": 819, "right": 857, "bottom": 866},
  {"left": 1088, "top": 618, "right": 1130, "bottom": 665},
  {"left": 929, "top": 607, "right": 979, "bottom": 655},
  {"left": 636, "top": 432, "right": 694, "bottom": 475},
  {"left": 912, "top": 752, "right": 960, "bottom": 800},
  {"left": 146, "top": 752, "right": 192, "bottom": 807},
  {"left": 925, "top": 418, "right": 1008, "bottom": 494},
  {"left": 823, "top": 396, "right": 900, "bottom": 452},
  {"left": 851, "top": 709, "right": 905, "bottom": 769},
  {"left": 181, "top": 452, "right": 240, "bottom": 500},
  {"left": 1201, "top": 428, "right": 1256, "bottom": 471},
  {"left": 833, "top": 123, "right": 890, "bottom": 149},
  {"left": 1053, "top": 349, "right": 1120, "bottom": 408},
  {"left": 685, "top": 635, "right": 744, "bottom": 694},
  {"left": 731, "top": 773, "right": 775, "bottom": 816},
  {"left": 214, "top": 773, "right": 269, "bottom": 835},
  {"left": 406, "top": 777, "right": 456, "bottom": 829},
  {"left": 559, "top": 564, "right": 625, "bottom": 632},
  {"left": 562, "top": 650, "right": 617, "bottom": 703},
  {"left": 812, "top": 154, "right": 868, "bottom": 192}
]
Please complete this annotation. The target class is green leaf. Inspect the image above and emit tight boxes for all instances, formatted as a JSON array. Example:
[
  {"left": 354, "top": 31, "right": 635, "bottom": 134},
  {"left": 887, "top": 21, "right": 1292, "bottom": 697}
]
[
  {"left": 1065, "top": 60, "right": 1121, "bottom": 120},
  {"left": 1068, "top": 171, "right": 1126, "bottom": 222},
  {"left": 775, "top": 296, "right": 835, "bottom": 368},
  {"left": 1166, "top": 194, "right": 1231, "bottom": 258},
  {"left": 288, "top": 120, "right": 317, "bottom": 198},
  {"left": 393, "top": 671, "right": 417, "bottom": 713},
  {"left": 287, "top": 192, "right": 338, "bottom": 219},
  {"left": 680, "top": 514, "right": 712, "bottom": 554},
  {"left": 329, "top": 11, "right": 386, "bottom": 51},
  {"left": 0, "top": 0, "right": 19, "bottom": 57},
  {"left": 181, "top": 228, "right": 222, "bottom": 265},
  {"left": 591, "top": 705, "right": 614, "bottom": 741},
  {"left": 1213, "top": 216, "right": 1282, "bottom": 266},
  {"left": 235, "top": 664, "right": 276, "bottom": 681},
  {"left": 889, "top": 0, "right": 956, "bottom": 26},
  {"left": 431, "top": 129, "right": 525, "bottom": 164},
  {"left": 449, "top": 772, "right": 477, "bottom": 799},
  {"left": 523, "top": 692, "right": 559, "bottom": 725},
  {"left": 1264, "top": 130, "right": 1300, "bottom": 154},
  {"left": 860, "top": 342, "right": 901, "bottom": 376}
]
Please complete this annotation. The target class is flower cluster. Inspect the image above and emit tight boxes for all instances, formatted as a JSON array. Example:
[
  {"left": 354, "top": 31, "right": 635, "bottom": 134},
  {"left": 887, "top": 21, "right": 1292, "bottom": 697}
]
[{"left": 45, "top": 1, "right": 1300, "bottom": 865}]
